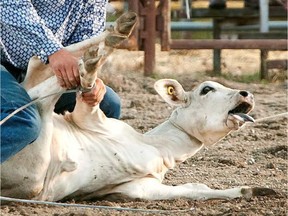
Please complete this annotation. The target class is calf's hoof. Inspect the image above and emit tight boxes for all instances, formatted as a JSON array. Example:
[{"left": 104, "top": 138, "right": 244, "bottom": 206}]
[
  {"left": 241, "top": 187, "right": 278, "bottom": 200},
  {"left": 251, "top": 187, "right": 278, "bottom": 197},
  {"left": 114, "top": 12, "right": 138, "bottom": 36}
]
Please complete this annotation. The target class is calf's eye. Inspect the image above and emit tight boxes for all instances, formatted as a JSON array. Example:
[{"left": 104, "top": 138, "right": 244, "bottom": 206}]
[{"left": 200, "top": 86, "right": 214, "bottom": 95}]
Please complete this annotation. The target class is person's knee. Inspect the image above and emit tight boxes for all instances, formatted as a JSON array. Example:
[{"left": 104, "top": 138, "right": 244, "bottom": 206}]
[
  {"left": 25, "top": 105, "right": 42, "bottom": 142},
  {"left": 100, "top": 86, "right": 121, "bottom": 119},
  {"left": 106, "top": 94, "right": 121, "bottom": 119},
  {"left": 0, "top": 102, "right": 41, "bottom": 163},
  {"left": 1, "top": 66, "right": 41, "bottom": 162}
]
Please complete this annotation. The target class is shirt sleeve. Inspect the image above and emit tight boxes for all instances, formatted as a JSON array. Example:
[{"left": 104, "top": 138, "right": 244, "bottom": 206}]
[
  {"left": 0, "top": 0, "right": 63, "bottom": 69},
  {"left": 66, "top": 0, "right": 108, "bottom": 45}
]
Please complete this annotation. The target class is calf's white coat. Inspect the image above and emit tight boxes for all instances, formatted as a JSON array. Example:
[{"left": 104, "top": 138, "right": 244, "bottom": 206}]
[{"left": 1, "top": 75, "right": 256, "bottom": 201}]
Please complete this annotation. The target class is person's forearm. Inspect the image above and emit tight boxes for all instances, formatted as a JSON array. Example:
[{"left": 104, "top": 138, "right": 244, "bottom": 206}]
[{"left": 0, "top": 0, "right": 63, "bottom": 68}]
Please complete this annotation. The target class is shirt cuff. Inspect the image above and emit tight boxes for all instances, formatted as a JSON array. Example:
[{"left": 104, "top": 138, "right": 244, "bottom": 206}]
[{"left": 36, "top": 40, "right": 63, "bottom": 64}]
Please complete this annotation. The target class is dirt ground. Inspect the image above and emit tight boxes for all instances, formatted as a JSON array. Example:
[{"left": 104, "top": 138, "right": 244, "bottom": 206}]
[{"left": 1, "top": 48, "right": 287, "bottom": 215}]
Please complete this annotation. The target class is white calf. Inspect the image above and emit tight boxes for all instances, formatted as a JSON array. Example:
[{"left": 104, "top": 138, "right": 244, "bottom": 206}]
[
  {"left": 0, "top": 12, "right": 275, "bottom": 202},
  {"left": 2, "top": 71, "right": 269, "bottom": 201}
]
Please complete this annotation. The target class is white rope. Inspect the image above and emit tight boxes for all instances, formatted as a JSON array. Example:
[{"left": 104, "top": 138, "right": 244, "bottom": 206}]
[
  {"left": 253, "top": 112, "right": 288, "bottom": 123},
  {"left": 237, "top": 112, "right": 287, "bottom": 130},
  {"left": 0, "top": 196, "right": 190, "bottom": 213}
]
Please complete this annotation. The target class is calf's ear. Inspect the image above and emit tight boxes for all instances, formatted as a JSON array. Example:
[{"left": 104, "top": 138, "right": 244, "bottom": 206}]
[{"left": 154, "top": 79, "right": 189, "bottom": 107}]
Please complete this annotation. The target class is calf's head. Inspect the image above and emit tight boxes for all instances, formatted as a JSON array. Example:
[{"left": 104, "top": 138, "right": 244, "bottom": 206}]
[{"left": 154, "top": 79, "right": 255, "bottom": 145}]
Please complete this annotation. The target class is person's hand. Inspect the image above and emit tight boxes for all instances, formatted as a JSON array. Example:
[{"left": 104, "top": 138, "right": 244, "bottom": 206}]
[
  {"left": 48, "top": 49, "right": 80, "bottom": 89},
  {"left": 81, "top": 78, "right": 106, "bottom": 107}
]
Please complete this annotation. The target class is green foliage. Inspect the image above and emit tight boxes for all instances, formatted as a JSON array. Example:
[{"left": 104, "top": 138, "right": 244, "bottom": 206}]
[
  {"left": 221, "top": 72, "right": 269, "bottom": 84},
  {"left": 171, "top": 31, "right": 213, "bottom": 39}
]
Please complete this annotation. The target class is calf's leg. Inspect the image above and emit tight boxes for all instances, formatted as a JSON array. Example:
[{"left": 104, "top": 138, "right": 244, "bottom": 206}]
[{"left": 106, "top": 178, "right": 275, "bottom": 201}]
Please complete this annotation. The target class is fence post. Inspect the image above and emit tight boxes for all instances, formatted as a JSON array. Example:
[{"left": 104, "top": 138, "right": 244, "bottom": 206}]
[
  {"left": 260, "top": 0, "right": 270, "bottom": 79},
  {"left": 144, "top": 0, "right": 156, "bottom": 76},
  {"left": 213, "top": 19, "right": 221, "bottom": 75},
  {"left": 158, "top": 0, "right": 171, "bottom": 51}
]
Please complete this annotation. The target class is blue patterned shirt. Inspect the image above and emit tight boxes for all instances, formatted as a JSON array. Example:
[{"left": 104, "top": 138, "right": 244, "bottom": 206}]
[{"left": 0, "top": 0, "right": 108, "bottom": 70}]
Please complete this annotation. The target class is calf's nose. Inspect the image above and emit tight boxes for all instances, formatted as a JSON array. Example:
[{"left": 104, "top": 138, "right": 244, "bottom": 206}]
[{"left": 239, "top": 90, "right": 249, "bottom": 97}]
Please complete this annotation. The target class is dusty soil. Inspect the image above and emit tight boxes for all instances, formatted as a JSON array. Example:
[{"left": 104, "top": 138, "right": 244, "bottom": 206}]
[{"left": 1, "top": 48, "right": 287, "bottom": 215}]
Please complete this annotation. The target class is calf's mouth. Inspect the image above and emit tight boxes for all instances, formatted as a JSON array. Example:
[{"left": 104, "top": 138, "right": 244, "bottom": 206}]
[{"left": 228, "top": 101, "right": 255, "bottom": 126}]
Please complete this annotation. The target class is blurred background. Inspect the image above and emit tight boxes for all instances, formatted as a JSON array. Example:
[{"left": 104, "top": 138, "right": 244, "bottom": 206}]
[{"left": 104, "top": 0, "right": 287, "bottom": 83}]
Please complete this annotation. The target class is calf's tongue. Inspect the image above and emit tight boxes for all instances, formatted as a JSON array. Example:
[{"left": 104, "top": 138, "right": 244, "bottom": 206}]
[{"left": 231, "top": 113, "right": 255, "bottom": 123}]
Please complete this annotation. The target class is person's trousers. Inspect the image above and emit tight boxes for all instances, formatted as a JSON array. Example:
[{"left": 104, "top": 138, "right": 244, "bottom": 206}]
[{"left": 1, "top": 66, "right": 41, "bottom": 163}]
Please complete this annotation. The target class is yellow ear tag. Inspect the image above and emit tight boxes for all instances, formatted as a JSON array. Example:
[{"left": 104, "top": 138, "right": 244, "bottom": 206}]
[{"left": 167, "top": 86, "right": 174, "bottom": 95}]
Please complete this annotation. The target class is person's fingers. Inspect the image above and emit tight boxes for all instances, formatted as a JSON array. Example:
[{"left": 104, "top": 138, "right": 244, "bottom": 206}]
[
  {"left": 96, "top": 78, "right": 105, "bottom": 88},
  {"left": 67, "top": 69, "right": 77, "bottom": 88},
  {"left": 94, "top": 79, "right": 106, "bottom": 98},
  {"left": 82, "top": 98, "right": 100, "bottom": 107},
  {"left": 81, "top": 79, "right": 106, "bottom": 106},
  {"left": 56, "top": 74, "right": 65, "bottom": 87},
  {"left": 66, "top": 63, "right": 79, "bottom": 87},
  {"left": 48, "top": 49, "right": 80, "bottom": 89},
  {"left": 81, "top": 89, "right": 100, "bottom": 102},
  {"left": 51, "top": 62, "right": 73, "bottom": 89},
  {"left": 54, "top": 69, "right": 66, "bottom": 87},
  {"left": 84, "top": 80, "right": 106, "bottom": 99},
  {"left": 84, "top": 91, "right": 105, "bottom": 106},
  {"left": 72, "top": 65, "right": 80, "bottom": 85},
  {"left": 61, "top": 69, "right": 73, "bottom": 89}
]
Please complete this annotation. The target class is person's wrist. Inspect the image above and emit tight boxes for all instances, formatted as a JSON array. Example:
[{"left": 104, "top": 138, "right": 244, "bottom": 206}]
[
  {"left": 48, "top": 48, "right": 66, "bottom": 63},
  {"left": 40, "top": 43, "right": 63, "bottom": 65}
]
